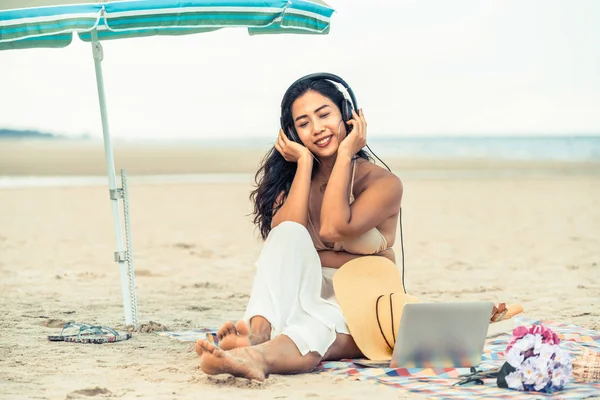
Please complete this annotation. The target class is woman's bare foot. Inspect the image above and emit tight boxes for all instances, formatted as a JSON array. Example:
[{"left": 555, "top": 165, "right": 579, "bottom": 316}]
[
  {"left": 195, "top": 338, "right": 267, "bottom": 381},
  {"left": 217, "top": 320, "right": 251, "bottom": 350}
]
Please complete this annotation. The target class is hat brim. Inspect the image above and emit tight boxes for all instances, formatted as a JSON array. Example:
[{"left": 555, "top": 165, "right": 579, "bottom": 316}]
[{"left": 333, "top": 256, "right": 419, "bottom": 361}]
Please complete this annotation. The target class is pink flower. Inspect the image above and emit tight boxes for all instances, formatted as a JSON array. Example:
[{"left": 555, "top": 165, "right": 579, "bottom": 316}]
[
  {"left": 541, "top": 326, "right": 553, "bottom": 342},
  {"left": 529, "top": 324, "right": 543, "bottom": 336},
  {"left": 513, "top": 326, "right": 529, "bottom": 339},
  {"left": 552, "top": 333, "right": 560, "bottom": 344},
  {"left": 507, "top": 325, "right": 561, "bottom": 353},
  {"left": 531, "top": 324, "right": 561, "bottom": 345},
  {"left": 507, "top": 326, "right": 529, "bottom": 352}
]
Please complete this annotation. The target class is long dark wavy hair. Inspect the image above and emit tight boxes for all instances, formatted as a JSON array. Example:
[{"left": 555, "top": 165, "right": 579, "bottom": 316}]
[{"left": 249, "top": 77, "right": 372, "bottom": 240}]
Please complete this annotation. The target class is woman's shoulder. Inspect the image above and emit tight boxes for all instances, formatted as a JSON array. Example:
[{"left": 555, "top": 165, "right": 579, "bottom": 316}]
[{"left": 354, "top": 157, "right": 402, "bottom": 193}]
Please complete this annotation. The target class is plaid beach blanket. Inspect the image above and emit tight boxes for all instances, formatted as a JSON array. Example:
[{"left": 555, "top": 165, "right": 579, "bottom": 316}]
[{"left": 157, "top": 319, "right": 600, "bottom": 399}]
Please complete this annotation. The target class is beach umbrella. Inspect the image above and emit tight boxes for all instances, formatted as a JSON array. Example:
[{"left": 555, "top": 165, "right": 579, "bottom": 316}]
[{"left": 0, "top": 0, "right": 334, "bottom": 328}]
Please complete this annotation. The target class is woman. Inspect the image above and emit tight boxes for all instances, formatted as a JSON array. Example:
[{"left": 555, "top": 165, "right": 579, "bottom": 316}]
[{"left": 195, "top": 74, "right": 403, "bottom": 381}]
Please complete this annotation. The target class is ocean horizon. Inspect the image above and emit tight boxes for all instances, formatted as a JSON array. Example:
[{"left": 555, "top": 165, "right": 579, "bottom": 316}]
[
  {"left": 2, "top": 135, "right": 599, "bottom": 189},
  {"left": 53, "top": 134, "right": 600, "bottom": 163}
]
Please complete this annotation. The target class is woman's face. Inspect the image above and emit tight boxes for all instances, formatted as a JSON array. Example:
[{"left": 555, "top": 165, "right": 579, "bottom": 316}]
[{"left": 290, "top": 90, "right": 347, "bottom": 159}]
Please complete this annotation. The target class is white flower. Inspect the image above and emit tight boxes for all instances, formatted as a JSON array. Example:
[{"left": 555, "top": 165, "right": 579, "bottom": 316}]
[
  {"left": 552, "top": 368, "right": 567, "bottom": 388},
  {"left": 553, "top": 347, "right": 572, "bottom": 366},
  {"left": 521, "top": 358, "right": 538, "bottom": 385},
  {"left": 514, "top": 334, "right": 536, "bottom": 352},
  {"left": 534, "top": 377, "right": 550, "bottom": 391},
  {"left": 546, "top": 349, "right": 573, "bottom": 390},
  {"left": 533, "top": 366, "right": 550, "bottom": 391},
  {"left": 506, "top": 347, "right": 525, "bottom": 368},
  {"left": 538, "top": 343, "right": 555, "bottom": 362},
  {"left": 533, "top": 334, "right": 543, "bottom": 355},
  {"left": 531, "top": 355, "right": 550, "bottom": 373},
  {"left": 563, "top": 360, "right": 574, "bottom": 377},
  {"left": 506, "top": 371, "right": 524, "bottom": 391}
]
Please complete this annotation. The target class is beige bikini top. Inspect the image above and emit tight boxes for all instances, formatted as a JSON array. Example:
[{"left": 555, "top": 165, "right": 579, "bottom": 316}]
[{"left": 307, "top": 159, "right": 388, "bottom": 255}]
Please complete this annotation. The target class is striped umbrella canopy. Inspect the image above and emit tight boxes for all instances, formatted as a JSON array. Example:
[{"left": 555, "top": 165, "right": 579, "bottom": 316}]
[
  {"left": 0, "top": 0, "right": 334, "bottom": 49},
  {"left": 0, "top": 0, "right": 335, "bottom": 329}
]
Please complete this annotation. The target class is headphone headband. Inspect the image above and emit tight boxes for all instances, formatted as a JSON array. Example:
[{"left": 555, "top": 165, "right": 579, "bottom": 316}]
[{"left": 280, "top": 72, "right": 358, "bottom": 111}]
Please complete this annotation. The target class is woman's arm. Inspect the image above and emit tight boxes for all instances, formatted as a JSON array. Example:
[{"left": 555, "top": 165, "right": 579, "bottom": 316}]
[
  {"left": 319, "top": 248, "right": 396, "bottom": 269},
  {"left": 271, "top": 129, "right": 314, "bottom": 229},
  {"left": 320, "top": 167, "right": 402, "bottom": 242},
  {"left": 319, "top": 153, "right": 353, "bottom": 238},
  {"left": 320, "top": 110, "right": 402, "bottom": 242},
  {"left": 271, "top": 157, "right": 313, "bottom": 229}
]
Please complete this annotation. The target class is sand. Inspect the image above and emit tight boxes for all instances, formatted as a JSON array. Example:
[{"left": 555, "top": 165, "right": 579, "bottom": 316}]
[{"left": 0, "top": 140, "right": 599, "bottom": 399}]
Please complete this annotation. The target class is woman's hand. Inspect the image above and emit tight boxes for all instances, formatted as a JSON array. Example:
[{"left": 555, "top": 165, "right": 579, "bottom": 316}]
[
  {"left": 337, "top": 109, "right": 367, "bottom": 159},
  {"left": 275, "top": 129, "right": 312, "bottom": 163}
]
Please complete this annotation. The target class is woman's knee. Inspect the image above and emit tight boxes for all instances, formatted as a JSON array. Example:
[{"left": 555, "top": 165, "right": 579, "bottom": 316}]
[
  {"left": 262, "top": 221, "right": 317, "bottom": 258},
  {"left": 268, "top": 221, "right": 310, "bottom": 239}
]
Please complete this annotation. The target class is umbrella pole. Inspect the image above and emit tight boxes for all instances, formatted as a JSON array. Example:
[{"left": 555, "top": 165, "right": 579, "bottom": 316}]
[{"left": 90, "top": 28, "right": 138, "bottom": 328}]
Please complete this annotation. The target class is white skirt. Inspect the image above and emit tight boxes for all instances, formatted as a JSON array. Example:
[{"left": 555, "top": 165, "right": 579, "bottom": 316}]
[{"left": 242, "top": 221, "right": 350, "bottom": 356}]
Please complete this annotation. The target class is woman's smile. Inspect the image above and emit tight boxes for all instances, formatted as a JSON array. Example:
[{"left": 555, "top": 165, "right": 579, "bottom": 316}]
[{"left": 315, "top": 135, "right": 333, "bottom": 147}]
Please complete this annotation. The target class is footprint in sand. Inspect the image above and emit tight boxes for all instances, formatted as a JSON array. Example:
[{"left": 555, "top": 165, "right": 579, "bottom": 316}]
[
  {"left": 192, "top": 282, "right": 223, "bottom": 289},
  {"left": 66, "top": 387, "right": 112, "bottom": 399},
  {"left": 227, "top": 293, "right": 250, "bottom": 300},
  {"left": 574, "top": 311, "right": 593, "bottom": 316},
  {"left": 39, "top": 318, "right": 67, "bottom": 328},
  {"left": 171, "top": 242, "right": 216, "bottom": 258},
  {"left": 187, "top": 306, "right": 212, "bottom": 312},
  {"left": 173, "top": 242, "right": 196, "bottom": 250},
  {"left": 190, "top": 248, "right": 214, "bottom": 258},
  {"left": 201, "top": 375, "right": 265, "bottom": 388},
  {"left": 460, "top": 286, "right": 502, "bottom": 294},
  {"left": 444, "top": 261, "right": 474, "bottom": 270},
  {"left": 159, "top": 367, "right": 180, "bottom": 373},
  {"left": 135, "top": 269, "right": 162, "bottom": 277},
  {"left": 76, "top": 272, "right": 106, "bottom": 279}
]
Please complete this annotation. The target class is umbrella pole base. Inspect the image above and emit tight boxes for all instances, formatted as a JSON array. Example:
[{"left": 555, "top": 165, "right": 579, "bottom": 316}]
[{"left": 109, "top": 170, "right": 139, "bottom": 329}]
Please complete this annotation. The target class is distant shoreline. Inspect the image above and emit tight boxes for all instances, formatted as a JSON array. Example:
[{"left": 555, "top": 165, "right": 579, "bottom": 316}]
[
  {"left": 1, "top": 132, "right": 599, "bottom": 144},
  {"left": 1, "top": 139, "right": 599, "bottom": 178},
  {"left": 0, "top": 128, "right": 90, "bottom": 140}
]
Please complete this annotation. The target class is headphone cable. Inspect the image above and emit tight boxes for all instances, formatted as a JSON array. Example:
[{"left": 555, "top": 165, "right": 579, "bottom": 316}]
[
  {"left": 366, "top": 144, "right": 391, "bottom": 173},
  {"left": 399, "top": 208, "right": 406, "bottom": 294},
  {"left": 365, "top": 143, "right": 405, "bottom": 293}
]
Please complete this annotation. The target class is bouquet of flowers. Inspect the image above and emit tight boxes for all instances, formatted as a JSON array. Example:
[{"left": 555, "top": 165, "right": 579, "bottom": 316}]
[{"left": 497, "top": 324, "right": 573, "bottom": 393}]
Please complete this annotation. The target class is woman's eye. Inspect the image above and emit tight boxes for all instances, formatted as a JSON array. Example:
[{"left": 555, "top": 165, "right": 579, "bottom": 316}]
[
  {"left": 319, "top": 113, "right": 330, "bottom": 119},
  {"left": 298, "top": 122, "right": 308, "bottom": 128}
]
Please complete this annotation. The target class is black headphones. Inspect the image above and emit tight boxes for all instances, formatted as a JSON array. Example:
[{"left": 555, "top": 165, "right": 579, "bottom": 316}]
[{"left": 280, "top": 72, "right": 358, "bottom": 143}]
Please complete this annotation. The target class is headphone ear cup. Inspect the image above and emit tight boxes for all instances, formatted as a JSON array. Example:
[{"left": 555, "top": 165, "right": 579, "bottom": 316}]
[{"left": 341, "top": 99, "right": 353, "bottom": 131}]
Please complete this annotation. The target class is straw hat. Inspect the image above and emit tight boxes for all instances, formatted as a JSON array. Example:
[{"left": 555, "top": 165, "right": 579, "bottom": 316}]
[{"left": 333, "top": 256, "right": 420, "bottom": 361}]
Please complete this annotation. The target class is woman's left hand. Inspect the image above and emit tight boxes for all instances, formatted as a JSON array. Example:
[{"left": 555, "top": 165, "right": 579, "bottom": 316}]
[{"left": 337, "top": 109, "right": 367, "bottom": 159}]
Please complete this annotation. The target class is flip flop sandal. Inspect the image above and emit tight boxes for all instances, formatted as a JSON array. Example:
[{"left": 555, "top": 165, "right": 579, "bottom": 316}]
[
  {"left": 48, "top": 322, "right": 132, "bottom": 344},
  {"left": 48, "top": 322, "right": 94, "bottom": 342},
  {"left": 64, "top": 325, "right": 131, "bottom": 344}
]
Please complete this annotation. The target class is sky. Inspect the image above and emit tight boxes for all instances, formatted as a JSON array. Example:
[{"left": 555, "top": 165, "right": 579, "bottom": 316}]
[{"left": 0, "top": 0, "right": 599, "bottom": 141}]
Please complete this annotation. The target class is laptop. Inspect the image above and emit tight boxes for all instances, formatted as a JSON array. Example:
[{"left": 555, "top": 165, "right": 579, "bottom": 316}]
[{"left": 355, "top": 301, "right": 494, "bottom": 369}]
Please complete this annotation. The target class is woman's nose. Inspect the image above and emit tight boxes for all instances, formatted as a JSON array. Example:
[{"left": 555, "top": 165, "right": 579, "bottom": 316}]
[{"left": 313, "top": 119, "right": 325, "bottom": 134}]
